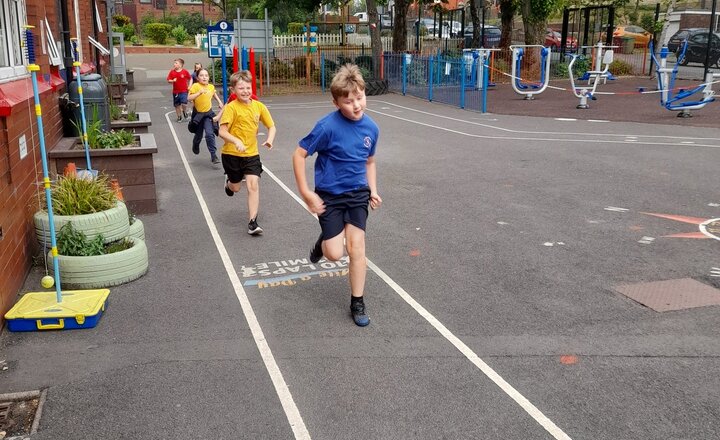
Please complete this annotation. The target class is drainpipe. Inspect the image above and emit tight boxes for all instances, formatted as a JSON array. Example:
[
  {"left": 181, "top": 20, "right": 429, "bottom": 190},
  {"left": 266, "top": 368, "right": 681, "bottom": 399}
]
[{"left": 59, "top": 0, "right": 75, "bottom": 80}]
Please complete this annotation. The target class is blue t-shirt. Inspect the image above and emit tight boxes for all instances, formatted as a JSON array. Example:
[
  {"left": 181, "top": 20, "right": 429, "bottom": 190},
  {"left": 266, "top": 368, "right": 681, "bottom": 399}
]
[{"left": 299, "top": 110, "right": 379, "bottom": 195}]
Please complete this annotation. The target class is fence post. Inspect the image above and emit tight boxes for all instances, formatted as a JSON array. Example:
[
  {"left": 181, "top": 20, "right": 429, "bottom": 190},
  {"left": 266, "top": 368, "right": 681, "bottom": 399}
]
[
  {"left": 402, "top": 53, "right": 407, "bottom": 95},
  {"left": 482, "top": 54, "right": 489, "bottom": 113},
  {"left": 321, "top": 53, "right": 325, "bottom": 93},
  {"left": 460, "top": 55, "right": 465, "bottom": 109},
  {"left": 428, "top": 55, "right": 434, "bottom": 101}
]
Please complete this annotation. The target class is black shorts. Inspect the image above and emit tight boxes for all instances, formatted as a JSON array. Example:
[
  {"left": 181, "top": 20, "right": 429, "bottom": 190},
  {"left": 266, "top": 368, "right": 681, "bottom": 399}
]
[
  {"left": 222, "top": 154, "right": 263, "bottom": 183},
  {"left": 317, "top": 188, "right": 370, "bottom": 240}
]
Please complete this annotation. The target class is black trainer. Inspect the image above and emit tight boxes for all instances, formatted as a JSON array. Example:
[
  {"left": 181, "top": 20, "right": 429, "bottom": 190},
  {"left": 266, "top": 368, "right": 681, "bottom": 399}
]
[
  {"left": 309, "top": 234, "right": 323, "bottom": 263},
  {"left": 211, "top": 155, "right": 220, "bottom": 164},
  {"left": 176, "top": 115, "right": 182, "bottom": 123},
  {"left": 248, "top": 218, "right": 263, "bottom": 235},
  {"left": 224, "top": 180, "right": 233, "bottom": 197},
  {"left": 192, "top": 143, "right": 200, "bottom": 155},
  {"left": 350, "top": 299, "right": 370, "bottom": 327}
]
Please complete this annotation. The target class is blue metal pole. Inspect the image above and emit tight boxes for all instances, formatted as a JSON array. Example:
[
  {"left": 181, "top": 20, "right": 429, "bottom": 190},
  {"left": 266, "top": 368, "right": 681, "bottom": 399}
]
[
  {"left": 26, "top": 28, "right": 63, "bottom": 302},
  {"left": 460, "top": 56, "right": 465, "bottom": 109},
  {"left": 402, "top": 54, "right": 407, "bottom": 95},
  {"left": 221, "top": 49, "right": 228, "bottom": 103},
  {"left": 428, "top": 56, "right": 434, "bottom": 101},
  {"left": 482, "top": 53, "right": 489, "bottom": 113}
]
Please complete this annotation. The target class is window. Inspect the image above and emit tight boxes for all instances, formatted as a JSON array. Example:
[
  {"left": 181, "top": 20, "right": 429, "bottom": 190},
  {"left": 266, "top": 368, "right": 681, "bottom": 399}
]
[{"left": 0, "top": 0, "right": 27, "bottom": 81}]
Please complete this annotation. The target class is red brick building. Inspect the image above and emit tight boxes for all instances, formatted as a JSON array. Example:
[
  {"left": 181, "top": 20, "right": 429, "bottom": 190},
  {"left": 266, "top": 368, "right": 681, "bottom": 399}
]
[
  {"left": 0, "top": 0, "right": 107, "bottom": 329},
  {"left": 114, "top": 0, "right": 223, "bottom": 26}
]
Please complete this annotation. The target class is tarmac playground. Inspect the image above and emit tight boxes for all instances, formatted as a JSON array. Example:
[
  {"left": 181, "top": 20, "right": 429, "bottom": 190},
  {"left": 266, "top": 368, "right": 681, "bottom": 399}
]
[{"left": 1, "top": 55, "right": 720, "bottom": 439}]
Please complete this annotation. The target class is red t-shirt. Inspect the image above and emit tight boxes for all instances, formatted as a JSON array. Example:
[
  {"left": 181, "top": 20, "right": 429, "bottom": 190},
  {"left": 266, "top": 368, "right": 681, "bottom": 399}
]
[
  {"left": 226, "top": 93, "right": 259, "bottom": 102},
  {"left": 167, "top": 69, "right": 191, "bottom": 94}
]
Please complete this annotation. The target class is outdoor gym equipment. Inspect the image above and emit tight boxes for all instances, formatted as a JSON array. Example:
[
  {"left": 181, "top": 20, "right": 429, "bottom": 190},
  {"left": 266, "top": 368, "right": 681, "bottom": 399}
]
[
  {"left": 649, "top": 41, "right": 717, "bottom": 118},
  {"left": 568, "top": 42, "right": 615, "bottom": 109},
  {"left": 578, "top": 41, "right": 617, "bottom": 85},
  {"left": 510, "top": 45, "right": 551, "bottom": 100}
]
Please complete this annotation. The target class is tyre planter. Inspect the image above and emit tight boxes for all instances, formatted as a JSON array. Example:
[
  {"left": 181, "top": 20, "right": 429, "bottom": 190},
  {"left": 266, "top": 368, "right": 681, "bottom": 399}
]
[
  {"left": 34, "top": 201, "right": 130, "bottom": 248},
  {"left": 127, "top": 218, "right": 145, "bottom": 240},
  {"left": 365, "top": 79, "right": 388, "bottom": 96},
  {"left": 48, "top": 237, "right": 149, "bottom": 289}
]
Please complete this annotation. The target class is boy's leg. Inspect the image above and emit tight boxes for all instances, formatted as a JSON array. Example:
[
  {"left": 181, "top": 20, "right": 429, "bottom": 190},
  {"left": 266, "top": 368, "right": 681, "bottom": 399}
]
[
  {"left": 191, "top": 124, "right": 202, "bottom": 154},
  {"left": 245, "top": 174, "right": 260, "bottom": 220},
  {"left": 344, "top": 224, "right": 366, "bottom": 298}
]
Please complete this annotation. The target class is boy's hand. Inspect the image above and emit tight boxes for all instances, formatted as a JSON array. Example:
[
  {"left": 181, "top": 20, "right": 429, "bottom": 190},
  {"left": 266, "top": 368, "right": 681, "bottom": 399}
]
[
  {"left": 304, "top": 192, "right": 325, "bottom": 214},
  {"left": 263, "top": 141, "right": 273, "bottom": 150},
  {"left": 369, "top": 193, "right": 382, "bottom": 210},
  {"left": 234, "top": 141, "right": 246, "bottom": 152}
]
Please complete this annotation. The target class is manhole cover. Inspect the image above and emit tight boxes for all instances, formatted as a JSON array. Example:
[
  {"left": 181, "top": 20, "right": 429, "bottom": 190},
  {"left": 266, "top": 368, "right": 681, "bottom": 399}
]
[
  {"left": 0, "top": 391, "right": 42, "bottom": 438},
  {"left": 614, "top": 278, "right": 720, "bottom": 312}
]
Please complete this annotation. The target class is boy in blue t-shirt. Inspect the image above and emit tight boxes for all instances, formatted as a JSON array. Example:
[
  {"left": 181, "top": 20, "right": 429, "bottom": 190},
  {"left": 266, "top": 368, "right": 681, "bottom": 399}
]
[{"left": 292, "top": 64, "right": 382, "bottom": 327}]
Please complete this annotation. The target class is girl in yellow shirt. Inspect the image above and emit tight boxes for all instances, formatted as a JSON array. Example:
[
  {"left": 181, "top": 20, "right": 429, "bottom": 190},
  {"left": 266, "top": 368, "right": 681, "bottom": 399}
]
[{"left": 188, "top": 69, "right": 224, "bottom": 164}]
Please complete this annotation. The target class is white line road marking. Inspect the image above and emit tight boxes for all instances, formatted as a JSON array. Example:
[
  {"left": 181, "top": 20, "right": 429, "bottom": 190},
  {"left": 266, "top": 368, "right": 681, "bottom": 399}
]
[
  {"left": 604, "top": 206, "right": 630, "bottom": 212},
  {"left": 638, "top": 236, "right": 655, "bottom": 244},
  {"left": 166, "top": 112, "right": 310, "bottom": 440}
]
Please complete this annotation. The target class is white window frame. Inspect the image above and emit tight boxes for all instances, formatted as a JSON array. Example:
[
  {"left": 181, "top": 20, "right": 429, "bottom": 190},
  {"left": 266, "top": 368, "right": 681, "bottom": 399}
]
[{"left": 0, "top": 0, "right": 28, "bottom": 82}]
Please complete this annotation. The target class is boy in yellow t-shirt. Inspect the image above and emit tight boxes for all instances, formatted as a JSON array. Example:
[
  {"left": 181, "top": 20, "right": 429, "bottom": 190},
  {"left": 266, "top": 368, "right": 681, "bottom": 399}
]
[
  {"left": 188, "top": 68, "right": 224, "bottom": 164},
  {"left": 218, "top": 70, "right": 276, "bottom": 235}
]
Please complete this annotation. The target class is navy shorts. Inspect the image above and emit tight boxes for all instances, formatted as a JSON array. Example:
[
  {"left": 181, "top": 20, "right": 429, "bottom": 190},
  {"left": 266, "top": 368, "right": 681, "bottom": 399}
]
[
  {"left": 173, "top": 92, "right": 188, "bottom": 107},
  {"left": 317, "top": 188, "right": 370, "bottom": 240},
  {"left": 222, "top": 154, "right": 263, "bottom": 183}
]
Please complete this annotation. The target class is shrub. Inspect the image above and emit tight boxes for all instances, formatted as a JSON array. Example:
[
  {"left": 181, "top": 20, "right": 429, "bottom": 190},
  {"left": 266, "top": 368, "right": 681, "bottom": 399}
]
[
  {"left": 269, "top": 59, "right": 292, "bottom": 78},
  {"left": 113, "top": 23, "right": 135, "bottom": 41},
  {"left": 288, "top": 22, "right": 304, "bottom": 35},
  {"left": 292, "top": 56, "right": 316, "bottom": 78},
  {"left": 113, "top": 14, "right": 131, "bottom": 27},
  {"left": 49, "top": 173, "right": 117, "bottom": 216},
  {"left": 166, "top": 12, "right": 206, "bottom": 36},
  {"left": 144, "top": 23, "right": 172, "bottom": 44},
  {"left": 354, "top": 55, "right": 375, "bottom": 78},
  {"left": 609, "top": 59, "right": 634, "bottom": 76},
  {"left": 171, "top": 25, "right": 190, "bottom": 45}
]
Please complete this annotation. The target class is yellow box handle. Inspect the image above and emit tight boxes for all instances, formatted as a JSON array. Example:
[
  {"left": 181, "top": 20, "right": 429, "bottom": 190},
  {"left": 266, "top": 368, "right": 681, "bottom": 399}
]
[{"left": 36, "top": 318, "right": 64, "bottom": 330}]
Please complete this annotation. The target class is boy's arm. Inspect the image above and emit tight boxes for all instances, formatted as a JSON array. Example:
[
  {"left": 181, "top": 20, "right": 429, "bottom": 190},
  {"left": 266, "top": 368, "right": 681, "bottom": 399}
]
[
  {"left": 263, "top": 125, "right": 276, "bottom": 149},
  {"left": 366, "top": 156, "right": 382, "bottom": 210},
  {"left": 292, "top": 147, "right": 325, "bottom": 214},
  {"left": 213, "top": 93, "right": 224, "bottom": 108},
  {"left": 218, "top": 123, "right": 246, "bottom": 152}
]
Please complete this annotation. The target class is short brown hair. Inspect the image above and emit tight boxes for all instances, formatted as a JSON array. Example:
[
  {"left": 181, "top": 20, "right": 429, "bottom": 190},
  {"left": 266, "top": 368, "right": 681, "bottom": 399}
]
[
  {"left": 229, "top": 70, "right": 253, "bottom": 87},
  {"left": 175, "top": 58, "right": 185, "bottom": 66},
  {"left": 330, "top": 64, "right": 365, "bottom": 100}
]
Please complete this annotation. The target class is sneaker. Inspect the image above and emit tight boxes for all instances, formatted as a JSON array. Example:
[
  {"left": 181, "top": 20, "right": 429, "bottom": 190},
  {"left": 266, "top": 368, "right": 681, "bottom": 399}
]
[
  {"left": 177, "top": 115, "right": 183, "bottom": 123},
  {"left": 224, "top": 179, "right": 234, "bottom": 197},
  {"left": 183, "top": 110, "right": 189, "bottom": 119},
  {"left": 211, "top": 155, "right": 220, "bottom": 164},
  {"left": 248, "top": 218, "right": 263, "bottom": 235},
  {"left": 350, "top": 300, "right": 370, "bottom": 327},
  {"left": 192, "top": 143, "right": 200, "bottom": 155},
  {"left": 309, "top": 234, "right": 323, "bottom": 263}
]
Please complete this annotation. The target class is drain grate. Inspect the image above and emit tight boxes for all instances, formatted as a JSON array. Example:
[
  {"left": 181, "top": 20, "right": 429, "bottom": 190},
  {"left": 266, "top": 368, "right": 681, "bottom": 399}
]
[
  {"left": 0, "top": 392, "right": 42, "bottom": 437},
  {"left": 614, "top": 278, "right": 720, "bottom": 312}
]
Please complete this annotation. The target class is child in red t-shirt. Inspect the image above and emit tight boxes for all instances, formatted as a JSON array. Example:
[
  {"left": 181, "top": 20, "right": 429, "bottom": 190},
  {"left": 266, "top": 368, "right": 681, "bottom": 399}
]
[{"left": 166, "top": 58, "right": 192, "bottom": 122}]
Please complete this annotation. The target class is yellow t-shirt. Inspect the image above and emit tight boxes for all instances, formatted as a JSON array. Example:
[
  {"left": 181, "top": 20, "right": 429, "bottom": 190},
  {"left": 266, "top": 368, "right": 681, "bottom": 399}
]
[
  {"left": 220, "top": 99, "right": 274, "bottom": 157},
  {"left": 188, "top": 83, "right": 215, "bottom": 113}
]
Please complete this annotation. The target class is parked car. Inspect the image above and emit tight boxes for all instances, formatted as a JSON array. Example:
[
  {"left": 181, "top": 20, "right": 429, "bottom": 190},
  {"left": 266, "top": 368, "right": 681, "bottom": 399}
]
[
  {"left": 544, "top": 29, "right": 578, "bottom": 51},
  {"left": 667, "top": 28, "right": 720, "bottom": 67},
  {"left": 463, "top": 24, "right": 501, "bottom": 48},
  {"left": 354, "top": 12, "right": 368, "bottom": 23},
  {"left": 613, "top": 25, "right": 652, "bottom": 47},
  {"left": 416, "top": 18, "right": 450, "bottom": 38},
  {"left": 380, "top": 14, "right": 392, "bottom": 29}
]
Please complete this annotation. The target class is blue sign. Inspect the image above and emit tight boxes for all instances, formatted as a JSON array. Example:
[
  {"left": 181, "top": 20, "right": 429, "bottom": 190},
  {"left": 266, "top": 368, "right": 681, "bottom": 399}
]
[{"left": 207, "top": 20, "right": 235, "bottom": 58}]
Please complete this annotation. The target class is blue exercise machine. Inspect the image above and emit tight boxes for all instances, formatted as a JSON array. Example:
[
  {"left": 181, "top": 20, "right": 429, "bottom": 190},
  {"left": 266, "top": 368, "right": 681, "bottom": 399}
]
[
  {"left": 510, "top": 45, "right": 551, "bottom": 100},
  {"left": 650, "top": 40, "right": 717, "bottom": 117}
]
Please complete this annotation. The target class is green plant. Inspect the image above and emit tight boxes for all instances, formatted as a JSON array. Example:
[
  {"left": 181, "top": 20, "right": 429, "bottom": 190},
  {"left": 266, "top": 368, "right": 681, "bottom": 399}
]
[
  {"left": 171, "top": 25, "right": 190, "bottom": 45},
  {"left": 125, "top": 101, "right": 138, "bottom": 122},
  {"left": 113, "top": 14, "right": 131, "bottom": 26},
  {"left": 71, "top": 105, "right": 103, "bottom": 148},
  {"left": 109, "top": 100, "right": 122, "bottom": 120},
  {"left": 105, "top": 238, "right": 133, "bottom": 254},
  {"left": 95, "top": 129, "right": 135, "bottom": 149},
  {"left": 49, "top": 173, "right": 117, "bottom": 215},
  {"left": 130, "top": 35, "right": 140, "bottom": 44},
  {"left": 57, "top": 223, "right": 105, "bottom": 256},
  {"left": 112, "top": 23, "right": 135, "bottom": 41},
  {"left": 609, "top": 59, "right": 634, "bottom": 76},
  {"left": 144, "top": 23, "right": 172, "bottom": 44},
  {"left": 288, "top": 22, "right": 304, "bottom": 35}
]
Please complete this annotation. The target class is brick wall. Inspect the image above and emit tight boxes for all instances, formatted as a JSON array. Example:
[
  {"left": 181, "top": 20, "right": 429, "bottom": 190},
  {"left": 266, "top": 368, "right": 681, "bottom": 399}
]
[{"left": 0, "top": 0, "right": 103, "bottom": 330}]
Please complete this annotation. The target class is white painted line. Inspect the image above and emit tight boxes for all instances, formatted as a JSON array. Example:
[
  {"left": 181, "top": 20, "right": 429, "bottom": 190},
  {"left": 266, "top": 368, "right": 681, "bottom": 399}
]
[
  {"left": 709, "top": 203, "right": 720, "bottom": 207},
  {"left": 166, "top": 112, "right": 310, "bottom": 440},
  {"left": 638, "top": 236, "right": 655, "bottom": 244},
  {"left": 604, "top": 206, "right": 629, "bottom": 212},
  {"left": 554, "top": 118, "right": 577, "bottom": 121},
  {"left": 587, "top": 119, "right": 609, "bottom": 123},
  {"left": 370, "top": 100, "right": 720, "bottom": 143},
  {"left": 263, "top": 142, "right": 573, "bottom": 440}
]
